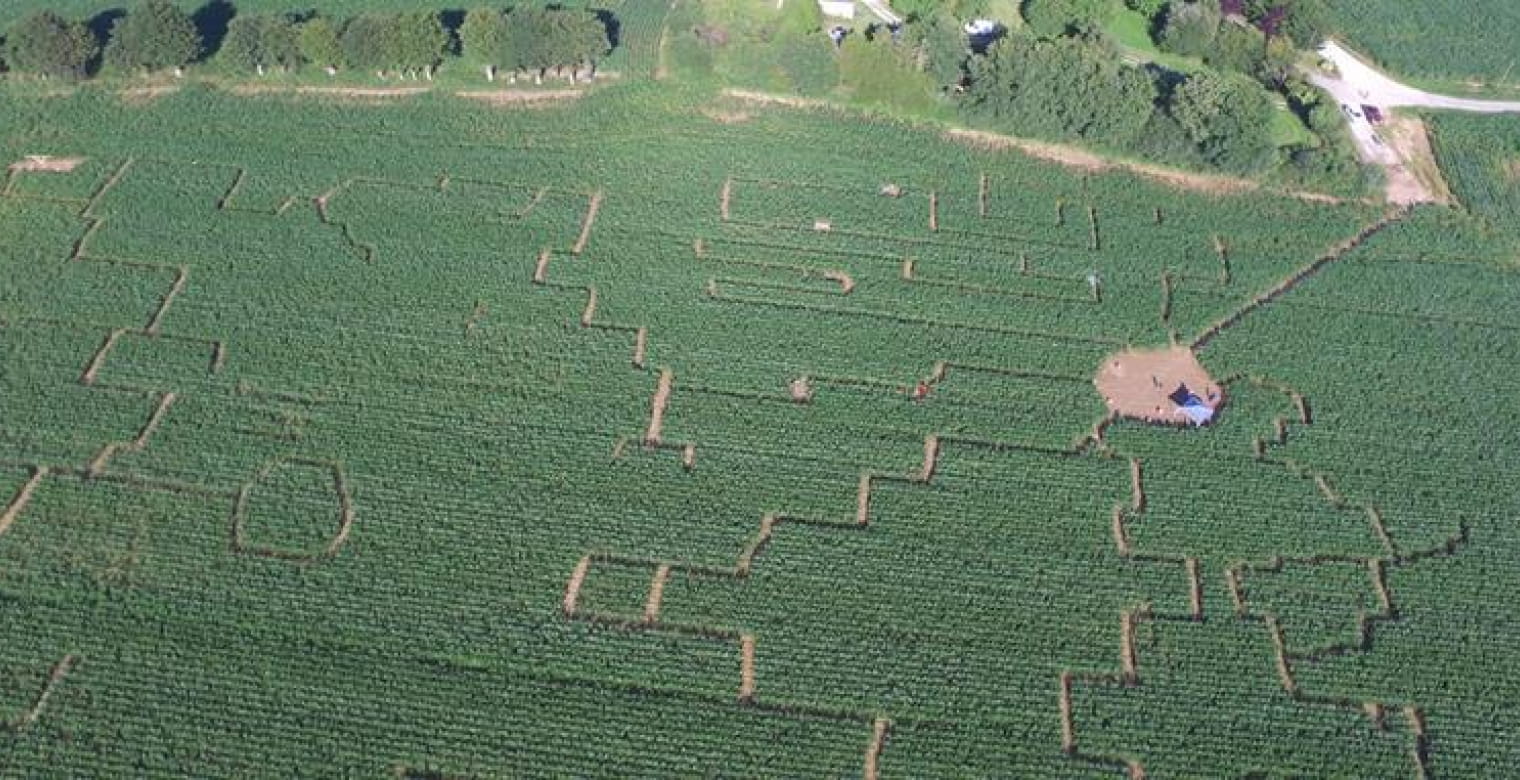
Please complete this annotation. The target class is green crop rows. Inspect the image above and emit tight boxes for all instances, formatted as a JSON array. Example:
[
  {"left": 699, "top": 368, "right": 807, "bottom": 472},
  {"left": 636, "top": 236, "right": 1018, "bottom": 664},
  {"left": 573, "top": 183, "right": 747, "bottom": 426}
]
[
  {"left": 1327, "top": 0, "right": 1520, "bottom": 88},
  {"left": 1, "top": 83, "right": 1518, "bottom": 776},
  {"left": 1428, "top": 112, "right": 1520, "bottom": 233}
]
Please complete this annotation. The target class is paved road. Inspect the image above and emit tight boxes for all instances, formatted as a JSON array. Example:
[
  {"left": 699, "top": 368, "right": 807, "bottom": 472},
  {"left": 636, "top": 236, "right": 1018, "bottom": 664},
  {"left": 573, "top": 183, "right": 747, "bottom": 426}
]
[
  {"left": 1306, "top": 41, "right": 1520, "bottom": 200},
  {"left": 1309, "top": 41, "right": 1520, "bottom": 164},
  {"left": 1312, "top": 41, "right": 1520, "bottom": 113}
]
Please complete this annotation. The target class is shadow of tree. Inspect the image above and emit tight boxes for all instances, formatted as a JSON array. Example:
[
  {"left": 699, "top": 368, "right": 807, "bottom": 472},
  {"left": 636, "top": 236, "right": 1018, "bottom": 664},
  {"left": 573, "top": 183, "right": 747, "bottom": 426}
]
[
  {"left": 190, "top": 0, "right": 236, "bottom": 63},
  {"left": 85, "top": 8, "right": 127, "bottom": 76}
]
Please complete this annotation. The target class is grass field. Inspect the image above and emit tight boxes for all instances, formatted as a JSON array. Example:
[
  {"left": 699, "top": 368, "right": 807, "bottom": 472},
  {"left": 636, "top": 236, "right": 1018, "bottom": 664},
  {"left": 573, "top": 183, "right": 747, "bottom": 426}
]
[
  {"left": 1103, "top": 6, "right": 1200, "bottom": 74},
  {"left": 1, "top": 79, "right": 1519, "bottom": 776},
  {"left": 1327, "top": 1, "right": 1520, "bottom": 91}
]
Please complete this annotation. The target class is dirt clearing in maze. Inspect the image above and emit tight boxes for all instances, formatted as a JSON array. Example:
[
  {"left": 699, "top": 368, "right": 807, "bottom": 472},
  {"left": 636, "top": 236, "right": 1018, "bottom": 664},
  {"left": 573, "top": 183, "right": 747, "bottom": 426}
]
[{"left": 1095, "top": 347, "right": 1224, "bottom": 425}]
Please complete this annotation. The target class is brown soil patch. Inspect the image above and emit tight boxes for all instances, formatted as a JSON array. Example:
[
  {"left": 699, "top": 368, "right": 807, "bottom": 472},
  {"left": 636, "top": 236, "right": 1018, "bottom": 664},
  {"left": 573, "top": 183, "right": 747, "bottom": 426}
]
[
  {"left": 632, "top": 327, "right": 648, "bottom": 369},
  {"left": 1292, "top": 190, "right": 1352, "bottom": 205},
  {"left": 1127, "top": 161, "right": 1256, "bottom": 196},
  {"left": 118, "top": 85, "right": 180, "bottom": 105},
  {"left": 644, "top": 369, "right": 673, "bottom": 445},
  {"left": 701, "top": 107, "right": 753, "bottom": 124},
  {"left": 945, "top": 128, "right": 1109, "bottom": 172},
  {"left": 1, "top": 467, "right": 48, "bottom": 536},
  {"left": 789, "top": 376, "right": 814, "bottom": 403},
  {"left": 642, "top": 564, "right": 670, "bottom": 623},
  {"left": 8, "top": 156, "right": 87, "bottom": 173},
  {"left": 722, "top": 88, "right": 829, "bottom": 110},
  {"left": 695, "top": 25, "right": 729, "bottom": 46},
  {"left": 863, "top": 717, "right": 890, "bottom": 780},
  {"left": 1382, "top": 115, "right": 1453, "bottom": 205},
  {"left": 309, "top": 86, "right": 427, "bottom": 98},
  {"left": 563, "top": 555, "right": 591, "bottom": 614},
  {"left": 230, "top": 85, "right": 429, "bottom": 101},
  {"left": 945, "top": 127, "right": 1351, "bottom": 204},
  {"left": 1094, "top": 346, "right": 1223, "bottom": 425},
  {"left": 738, "top": 633, "right": 757, "bottom": 702},
  {"left": 572, "top": 190, "right": 602, "bottom": 254},
  {"left": 1504, "top": 159, "right": 1520, "bottom": 182},
  {"left": 456, "top": 89, "right": 583, "bottom": 106},
  {"left": 822, "top": 269, "right": 855, "bottom": 293}
]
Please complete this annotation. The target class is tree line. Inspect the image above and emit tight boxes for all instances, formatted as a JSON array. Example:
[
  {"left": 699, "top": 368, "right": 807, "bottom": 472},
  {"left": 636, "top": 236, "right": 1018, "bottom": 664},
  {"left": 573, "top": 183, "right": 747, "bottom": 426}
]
[
  {"left": 0, "top": 0, "right": 612, "bottom": 82},
  {"left": 892, "top": 0, "right": 1353, "bottom": 183}
]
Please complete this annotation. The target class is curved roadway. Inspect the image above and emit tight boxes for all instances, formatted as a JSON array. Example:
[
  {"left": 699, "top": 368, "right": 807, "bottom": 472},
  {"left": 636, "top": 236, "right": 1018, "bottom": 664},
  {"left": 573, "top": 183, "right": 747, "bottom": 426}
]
[
  {"left": 1312, "top": 41, "right": 1520, "bottom": 113},
  {"left": 1307, "top": 41, "right": 1520, "bottom": 201}
]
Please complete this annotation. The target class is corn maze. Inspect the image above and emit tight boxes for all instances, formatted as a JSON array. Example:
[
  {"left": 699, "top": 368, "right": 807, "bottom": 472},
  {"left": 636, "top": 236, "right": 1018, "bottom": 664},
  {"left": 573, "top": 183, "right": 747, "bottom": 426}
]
[{"left": 1, "top": 87, "right": 1519, "bottom": 775}]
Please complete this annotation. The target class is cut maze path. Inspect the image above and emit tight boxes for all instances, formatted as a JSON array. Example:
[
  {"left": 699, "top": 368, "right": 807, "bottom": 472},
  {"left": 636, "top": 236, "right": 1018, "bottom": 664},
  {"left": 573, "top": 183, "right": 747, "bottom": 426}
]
[{"left": 0, "top": 88, "right": 1515, "bottom": 777}]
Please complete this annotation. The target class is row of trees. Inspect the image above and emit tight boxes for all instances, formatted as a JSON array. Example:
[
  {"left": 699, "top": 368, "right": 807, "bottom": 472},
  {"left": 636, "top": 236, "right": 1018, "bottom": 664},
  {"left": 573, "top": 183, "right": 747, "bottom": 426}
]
[
  {"left": 2, "top": 1, "right": 201, "bottom": 78},
  {"left": 459, "top": 7, "right": 610, "bottom": 82},
  {"left": 887, "top": 0, "right": 1352, "bottom": 179},
  {"left": 958, "top": 31, "right": 1280, "bottom": 174},
  {"left": 1, "top": 1, "right": 612, "bottom": 82},
  {"left": 221, "top": 12, "right": 452, "bottom": 76}
]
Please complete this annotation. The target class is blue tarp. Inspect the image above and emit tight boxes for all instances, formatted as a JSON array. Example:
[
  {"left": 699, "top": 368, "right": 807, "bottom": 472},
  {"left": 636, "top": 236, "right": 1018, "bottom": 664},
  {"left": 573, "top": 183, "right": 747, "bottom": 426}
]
[
  {"left": 1168, "top": 383, "right": 1214, "bottom": 425},
  {"left": 1179, "top": 401, "right": 1214, "bottom": 425}
]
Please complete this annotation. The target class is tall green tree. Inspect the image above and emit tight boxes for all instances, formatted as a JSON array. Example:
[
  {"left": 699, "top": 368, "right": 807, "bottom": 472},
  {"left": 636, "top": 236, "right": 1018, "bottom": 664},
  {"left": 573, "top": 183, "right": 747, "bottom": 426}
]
[
  {"left": 565, "top": 11, "right": 609, "bottom": 79},
  {"left": 220, "top": 15, "right": 301, "bottom": 74},
  {"left": 460, "top": 7, "right": 509, "bottom": 80},
  {"left": 297, "top": 16, "right": 342, "bottom": 71},
  {"left": 1124, "top": 0, "right": 1169, "bottom": 22},
  {"left": 1276, "top": 0, "right": 1330, "bottom": 48},
  {"left": 1208, "top": 20, "right": 1265, "bottom": 75},
  {"left": 965, "top": 33, "right": 1158, "bottom": 148},
  {"left": 538, "top": 10, "right": 577, "bottom": 76},
  {"left": 1021, "top": 0, "right": 1108, "bottom": 38},
  {"left": 104, "top": 0, "right": 202, "bottom": 73},
  {"left": 341, "top": 12, "right": 447, "bottom": 76},
  {"left": 1167, "top": 70, "right": 1278, "bottom": 173},
  {"left": 908, "top": 11, "right": 968, "bottom": 90},
  {"left": 1157, "top": 0, "right": 1220, "bottom": 58},
  {"left": 390, "top": 11, "right": 448, "bottom": 75},
  {"left": 508, "top": 7, "right": 558, "bottom": 82},
  {"left": 3, "top": 11, "right": 99, "bottom": 79},
  {"left": 339, "top": 14, "right": 392, "bottom": 72},
  {"left": 493, "top": 7, "right": 608, "bottom": 83}
]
